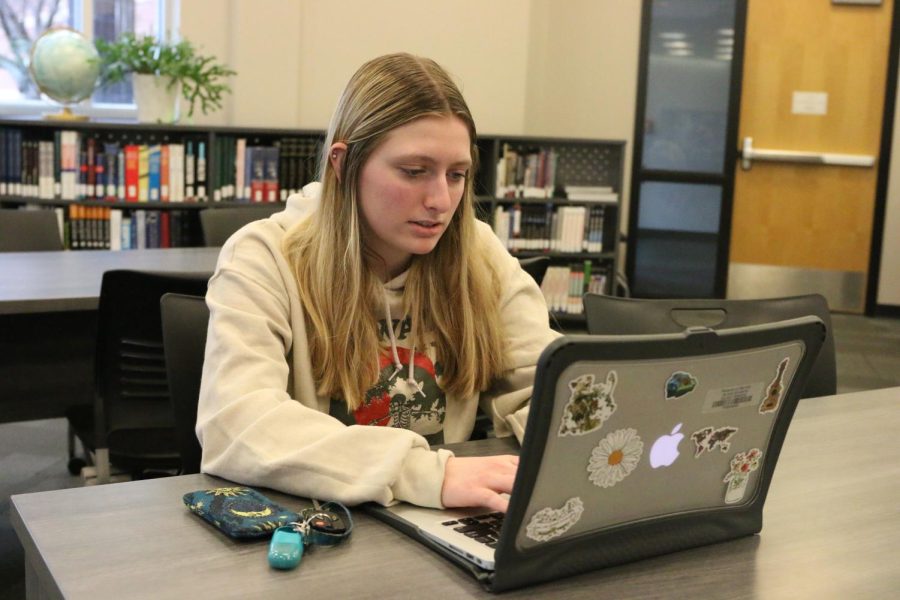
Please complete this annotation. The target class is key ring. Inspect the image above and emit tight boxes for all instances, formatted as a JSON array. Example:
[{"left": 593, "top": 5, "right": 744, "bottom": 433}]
[
  {"left": 299, "top": 501, "right": 354, "bottom": 546},
  {"left": 268, "top": 500, "right": 353, "bottom": 570}
]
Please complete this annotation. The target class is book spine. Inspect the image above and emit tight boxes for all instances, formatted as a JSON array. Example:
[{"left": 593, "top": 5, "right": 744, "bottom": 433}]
[
  {"left": 235, "top": 138, "right": 246, "bottom": 202},
  {"left": 69, "top": 204, "right": 80, "bottom": 250},
  {"left": 160, "top": 211, "right": 171, "bottom": 247},
  {"left": 135, "top": 210, "right": 147, "bottom": 248},
  {"left": 138, "top": 145, "right": 150, "bottom": 202},
  {"left": 265, "top": 145, "right": 280, "bottom": 202},
  {"left": 160, "top": 144, "right": 170, "bottom": 202},
  {"left": 116, "top": 147, "right": 125, "bottom": 201},
  {"left": 103, "top": 142, "right": 119, "bottom": 201},
  {"left": 250, "top": 147, "right": 265, "bottom": 202},
  {"left": 148, "top": 145, "right": 161, "bottom": 201},
  {"left": 85, "top": 137, "right": 96, "bottom": 199},
  {"left": 121, "top": 213, "right": 132, "bottom": 250},
  {"left": 185, "top": 141, "right": 195, "bottom": 200},
  {"left": 124, "top": 145, "right": 139, "bottom": 202},
  {"left": 196, "top": 141, "right": 207, "bottom": 201},
  {"left": 109, "top": 209, "right": 122, "bottom": 251},
  {"left": 169, "top": 144, "right": 183, "bottom": 202},
  {"left": 78, "top": 149, "right": 88, "bottom": 200},
  {"left": 40, "top": 141, "right": 55, "bottom": 199}
]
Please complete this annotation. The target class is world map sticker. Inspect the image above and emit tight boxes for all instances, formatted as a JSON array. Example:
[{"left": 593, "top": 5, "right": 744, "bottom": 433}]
[
  {"left": 587, "top": 428, "right": 643, "bottom": 488},
  {"left": 691, "top": 425, "right": 739, "bottom": 458},
  {"left": 558, "top": 371, "right": 618, "bottom": 437},
  {"left": 525, "top": 497, "right": 585, "bottom": 543}
]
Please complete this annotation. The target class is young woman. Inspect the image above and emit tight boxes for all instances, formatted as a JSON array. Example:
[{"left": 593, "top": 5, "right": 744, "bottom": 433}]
[{"left": 197, "top": 53, "right": 558, "bottom": 513}]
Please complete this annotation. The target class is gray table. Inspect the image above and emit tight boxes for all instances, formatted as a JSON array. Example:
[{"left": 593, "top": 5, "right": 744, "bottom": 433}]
[
  {"left": 11, "top": 387, "right": 900, "bottom": 599},
  {"left": 0, "top": 247, "right": 220, "bottom": 315},
  {"left": 0, "top": 248, "right": 220, "bottom": 421}
]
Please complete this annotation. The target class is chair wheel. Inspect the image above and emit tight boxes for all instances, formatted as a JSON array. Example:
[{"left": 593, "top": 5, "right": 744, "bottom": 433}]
[{"left": 67, "top": 457, "right": 86, "bottom": 475}]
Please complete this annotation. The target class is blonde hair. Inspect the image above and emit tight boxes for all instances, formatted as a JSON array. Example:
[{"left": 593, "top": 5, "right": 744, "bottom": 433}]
[{"left": 283, "top": 52, "right": 507, "bottom": 410}]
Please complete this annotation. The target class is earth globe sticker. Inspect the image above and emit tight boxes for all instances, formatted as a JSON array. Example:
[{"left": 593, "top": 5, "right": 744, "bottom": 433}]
[{"left": 30, "top": 27, "right": 101, "bottom": 120}]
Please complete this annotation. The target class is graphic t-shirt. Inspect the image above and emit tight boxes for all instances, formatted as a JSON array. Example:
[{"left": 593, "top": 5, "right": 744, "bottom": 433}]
[{"left": 329, "top": 290, "right": 446, "bottom": 445}]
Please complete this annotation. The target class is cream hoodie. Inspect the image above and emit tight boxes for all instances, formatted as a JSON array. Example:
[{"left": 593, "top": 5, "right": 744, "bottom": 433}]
[{"left": 196, "top": 182, "right": 559, "bottom": 508}]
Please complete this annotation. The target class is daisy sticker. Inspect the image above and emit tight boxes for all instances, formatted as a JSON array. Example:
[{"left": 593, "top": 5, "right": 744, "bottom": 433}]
[
  {"left": 525, "top": 497, "right": 584, "bottom": 543},
  {"left": 558, "top": 371, "right": 618, "bottom": 437},
  {"left": 587, "top": 428, "right": 643, "bottom": 488}
]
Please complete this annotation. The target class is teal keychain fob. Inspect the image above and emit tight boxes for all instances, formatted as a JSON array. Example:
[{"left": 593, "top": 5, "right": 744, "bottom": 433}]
[{"left": 268, "top": 526, "right": 304, "bottom": 570}]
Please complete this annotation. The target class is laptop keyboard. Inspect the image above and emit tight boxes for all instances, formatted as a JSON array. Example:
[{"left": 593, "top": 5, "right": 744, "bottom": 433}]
[{"left": 441, "top": 512, "right": 505, "bottom": 548}]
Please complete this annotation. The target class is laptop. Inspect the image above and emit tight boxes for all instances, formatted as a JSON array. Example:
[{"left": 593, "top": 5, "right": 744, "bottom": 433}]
[{"left": 367, "top": 317, "right": 826, "bottom": 592}]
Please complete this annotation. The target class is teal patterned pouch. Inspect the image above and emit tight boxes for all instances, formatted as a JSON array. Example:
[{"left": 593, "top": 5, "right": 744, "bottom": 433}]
[{"left": 183, "top": 486, "right": 300, "bottom": 539}]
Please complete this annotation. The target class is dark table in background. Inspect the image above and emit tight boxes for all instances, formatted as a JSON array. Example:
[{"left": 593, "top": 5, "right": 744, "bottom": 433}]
[{"left": 0, "top": 247, "right": 219, "bottom": 422}]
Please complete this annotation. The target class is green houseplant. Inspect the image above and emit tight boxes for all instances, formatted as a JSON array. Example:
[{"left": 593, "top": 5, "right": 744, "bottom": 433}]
[{"left": 95, "top": 33, "right": 236, "bottom": 121}]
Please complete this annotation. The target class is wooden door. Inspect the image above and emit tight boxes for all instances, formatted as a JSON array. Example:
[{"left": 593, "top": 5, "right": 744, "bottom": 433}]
[{"left": 728, "top": 0, "right": 893, "bottom": 312}]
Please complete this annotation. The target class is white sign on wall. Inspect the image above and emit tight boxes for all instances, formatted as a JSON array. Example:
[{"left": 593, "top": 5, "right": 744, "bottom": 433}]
[{"left": 792, "top": 91, "right": 829, "bottom": 115}]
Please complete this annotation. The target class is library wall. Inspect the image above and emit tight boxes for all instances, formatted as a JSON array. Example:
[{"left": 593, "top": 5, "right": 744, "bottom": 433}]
[
  {"left": 180, "top": 0, "right": 531, "bottom": 132},
  {"left": 180, "top": 0, "right": 641, "bottom": 139},
  {"left": 525, "top": 0, "right": 641, "bottom": 271}
]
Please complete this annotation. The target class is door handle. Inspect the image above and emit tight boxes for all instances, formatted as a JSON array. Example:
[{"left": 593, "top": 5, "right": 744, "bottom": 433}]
[{"left": 740, "top": 137, "right": 875, "bottom": 170}]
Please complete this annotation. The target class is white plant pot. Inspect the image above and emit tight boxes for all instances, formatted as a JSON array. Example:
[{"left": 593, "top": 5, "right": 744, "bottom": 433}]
[{"left": 133, "top": 74, "right": 182, "bottom": 123}]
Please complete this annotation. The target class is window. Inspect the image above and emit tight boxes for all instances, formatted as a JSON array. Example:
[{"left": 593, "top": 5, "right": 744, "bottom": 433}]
[{"left": 0, "top": 0, "right": 174, "bottom": 117}]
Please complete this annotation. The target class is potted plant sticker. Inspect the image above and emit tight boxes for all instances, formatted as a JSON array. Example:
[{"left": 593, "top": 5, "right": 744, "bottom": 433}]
[{"left": 723, "top": 448, "right": 762, "bottom": 504}]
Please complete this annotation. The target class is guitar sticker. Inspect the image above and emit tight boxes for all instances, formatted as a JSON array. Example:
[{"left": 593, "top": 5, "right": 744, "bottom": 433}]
[{"left": 759, "top": 357, "right": 790, "bottom": 414}]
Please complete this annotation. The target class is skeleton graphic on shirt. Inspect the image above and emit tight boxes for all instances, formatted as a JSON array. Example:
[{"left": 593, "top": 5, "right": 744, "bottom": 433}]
[{"left": 351, "top": 316, "right": 446, "bottom": 440}]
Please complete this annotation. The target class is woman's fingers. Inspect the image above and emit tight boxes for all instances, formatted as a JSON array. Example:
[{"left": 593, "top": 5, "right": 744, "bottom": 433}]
[{"left": 441, "top": 454, "right": 520, "bottom": 512}]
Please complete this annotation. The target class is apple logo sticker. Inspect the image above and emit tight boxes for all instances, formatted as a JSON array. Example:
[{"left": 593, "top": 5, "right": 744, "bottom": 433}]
[{"left": 650, "top": 423, "right": 684, "bottom": 468}]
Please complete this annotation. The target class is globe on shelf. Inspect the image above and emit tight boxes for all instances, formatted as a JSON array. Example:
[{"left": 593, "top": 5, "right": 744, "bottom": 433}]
[{"left": 29, "top": 27, "right": 101, "bottom": 121}]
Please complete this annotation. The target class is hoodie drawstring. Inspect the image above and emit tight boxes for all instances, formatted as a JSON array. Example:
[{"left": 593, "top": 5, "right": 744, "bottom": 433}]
[{"left": 382, "top": 287, "right": 425, "bottom": 398}]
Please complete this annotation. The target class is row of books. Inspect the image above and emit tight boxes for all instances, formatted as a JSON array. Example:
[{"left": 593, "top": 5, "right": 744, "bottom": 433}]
[
  {"left": 495, "top": 144, "right": 559, "bottom": 197},
  {"left": 0, "top": 129, "right": 209, "bottom": 203},
  {"left": 540, "top": 262, "right": 608, "bottom": 315},
  {"left": 492, "top": 204, "right": 606, "bottom": 253},
  {"left": 209, "top": 136, "right": 321, "bottom": 203},
  {"left": 52, "top": 206, "right": 196, "bottom": 250},
  {"left": 0, "top": 128, "right": 323, "bottom": 204}
]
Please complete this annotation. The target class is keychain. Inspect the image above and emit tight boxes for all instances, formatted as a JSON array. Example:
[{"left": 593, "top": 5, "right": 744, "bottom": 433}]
[{"left": 268, "top": 499, "right": 354, "bottom": 570}]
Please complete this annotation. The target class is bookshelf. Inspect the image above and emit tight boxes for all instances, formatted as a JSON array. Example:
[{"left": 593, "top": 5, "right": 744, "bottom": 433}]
[
  {"left": 0, "top": 117, "right": 323, "bottom": 250},
  {"left": 475, "top": 135, "right": 626, "bottom": 324},
  {"left": 1, "top": 119, "right": 624, "bottom": 317}
]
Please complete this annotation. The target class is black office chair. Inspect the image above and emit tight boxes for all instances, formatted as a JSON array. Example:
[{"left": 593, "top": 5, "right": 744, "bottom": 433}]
[
  {"left": 518, "top": 256, "right": 550, "bottom": 287},
  {"left": 0, "top": 209, "right": 63, "bottom": 251},
  {"left": 160, "top": 293, "right": 210, "bottom": 475},
  {"left": 198, "top": 205, "right": 283, "bottom": 246},
  {"left": 582, "top": 293, "right": 837, "bottom": 399},
  {"left": 66, "top": 270, "right": 212, "bottom": 482}
]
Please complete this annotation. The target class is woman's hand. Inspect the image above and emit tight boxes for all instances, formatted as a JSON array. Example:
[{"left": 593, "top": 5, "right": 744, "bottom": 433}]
[{"left": 440, "top": 455, "right": 519, "bottom": 513}]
